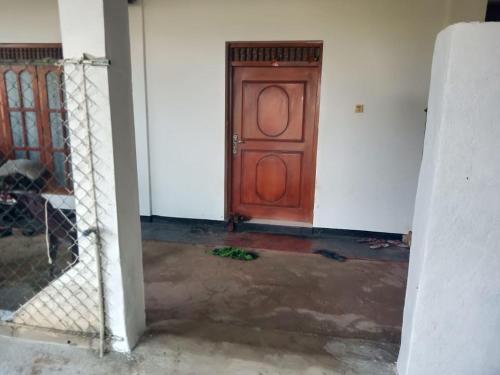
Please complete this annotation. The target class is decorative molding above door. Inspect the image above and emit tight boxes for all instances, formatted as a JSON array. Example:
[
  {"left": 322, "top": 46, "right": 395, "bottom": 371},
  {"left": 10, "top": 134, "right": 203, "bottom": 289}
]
[
  {"left": 228, "top": 41, "right": 323, "bottom": 65},
  {"left": 0, "top": 44, "right": 63, "bottom": 61}
]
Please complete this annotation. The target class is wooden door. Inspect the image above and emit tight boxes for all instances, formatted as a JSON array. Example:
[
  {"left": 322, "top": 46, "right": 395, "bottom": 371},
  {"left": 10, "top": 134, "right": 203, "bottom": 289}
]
[{"left": 230, "top": 52, "right": 321, "bottom": 223}]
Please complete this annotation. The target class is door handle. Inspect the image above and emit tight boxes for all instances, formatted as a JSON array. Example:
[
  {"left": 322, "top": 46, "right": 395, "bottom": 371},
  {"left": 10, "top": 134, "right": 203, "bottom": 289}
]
[{"left": 232, "top": 134, "right": 245, "bottom": 155}]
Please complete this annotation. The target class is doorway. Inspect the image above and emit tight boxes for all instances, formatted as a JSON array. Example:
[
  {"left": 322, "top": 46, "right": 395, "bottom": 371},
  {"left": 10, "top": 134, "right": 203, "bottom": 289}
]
[{"left": 226, "top": 42, "right": 322, "bottom": 224}]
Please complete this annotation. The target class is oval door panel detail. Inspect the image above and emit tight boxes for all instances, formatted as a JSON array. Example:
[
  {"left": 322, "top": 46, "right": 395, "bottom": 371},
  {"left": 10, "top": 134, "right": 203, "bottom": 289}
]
[
  {"left": 257, "top": 85, "right": 290, "bottom": 137},
  {"left": 256, "top": 155, "right": 287, "bottom": 202}
]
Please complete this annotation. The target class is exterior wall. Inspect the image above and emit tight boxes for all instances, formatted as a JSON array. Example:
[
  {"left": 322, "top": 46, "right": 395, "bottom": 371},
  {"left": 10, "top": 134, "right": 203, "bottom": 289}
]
[
  {"left": 0, "top": 0, "right": 152, "bottom": 216},
  {"left": 446, "top": 0, "right": 489, "bottom": 23},
  {"left": 0, "top": 0, "right": 61, "bottom": 43},
  {"left": 0, "top": 0, "right": 488, "bottom": 233},
  {"left": 142, "top": 0, "right": 486, "bottom": 233},
  {"left": 398, "top": 22, "right": 500, "bottom": 375}
]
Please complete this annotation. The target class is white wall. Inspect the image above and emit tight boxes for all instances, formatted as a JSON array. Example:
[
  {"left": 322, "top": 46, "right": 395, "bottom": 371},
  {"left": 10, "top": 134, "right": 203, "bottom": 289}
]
[
  {"left": 0, "top": 0, "right": 488, "bottom": 233},
  {"left": 0, "top": 0, "right": 61, "bottom": 43},
  {"left": 446, "top": 0, "right": 489, "bottom": 24},
  {"left": 0, "top": 0, "right": 152, "bottom": 216},
  {"left": 398, "top": 23, "right": 500, "bottom": 375},
  {"left": 142, "top": 0, "right": 486, "bottom": 233}
]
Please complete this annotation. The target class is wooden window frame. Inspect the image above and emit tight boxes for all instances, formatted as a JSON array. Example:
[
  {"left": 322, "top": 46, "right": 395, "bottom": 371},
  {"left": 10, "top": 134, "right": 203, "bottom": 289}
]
[{"left": 0, "top": 43, "right": 70, "bottom": 193}]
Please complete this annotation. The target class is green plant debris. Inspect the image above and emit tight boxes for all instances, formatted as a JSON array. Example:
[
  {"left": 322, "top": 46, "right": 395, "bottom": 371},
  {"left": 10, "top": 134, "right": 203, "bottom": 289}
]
[{"left": 211, "top": 247, "right": 258, "bottom": 261}]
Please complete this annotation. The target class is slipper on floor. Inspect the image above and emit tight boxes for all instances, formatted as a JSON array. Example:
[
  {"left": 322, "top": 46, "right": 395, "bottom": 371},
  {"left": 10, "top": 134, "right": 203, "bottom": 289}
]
[{"left": 313, "top": 249, "right": 347, "bottom": 262}]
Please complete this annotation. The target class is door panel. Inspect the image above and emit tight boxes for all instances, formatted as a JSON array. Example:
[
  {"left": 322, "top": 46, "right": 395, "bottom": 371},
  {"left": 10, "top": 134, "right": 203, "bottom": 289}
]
[
  {"left": 242, "top": 82, "right": 305, "bottom": 141},
  {"left": 240, "top": 150, "right": 302, "bottom": 207},
  {"left": 231, "top": 66, "right": 320, "bottom": 222}
]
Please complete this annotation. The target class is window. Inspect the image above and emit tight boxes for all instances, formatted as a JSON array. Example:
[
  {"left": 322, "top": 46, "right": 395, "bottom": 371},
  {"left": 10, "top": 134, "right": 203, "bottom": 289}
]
[{"left": 0, "top": 44, "right": 70, "bottom": 192}]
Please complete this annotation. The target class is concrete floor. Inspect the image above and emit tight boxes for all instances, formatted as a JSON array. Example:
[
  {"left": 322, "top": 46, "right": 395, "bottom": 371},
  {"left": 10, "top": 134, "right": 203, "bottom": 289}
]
[
  {"left": 0, "top": 331, "right": 398, "bottom": 374},
  {"left": 0, "top": 230, "right": 72, "bottom": 312},
  {"left": 0, "top": 237, "right": 404, "bottom": 374},
  {"left": 0, "top": 229, "right": 408, "bottom": 374},
  {"left": 144, "top": 241, "right": 407, "bottom": 344}
]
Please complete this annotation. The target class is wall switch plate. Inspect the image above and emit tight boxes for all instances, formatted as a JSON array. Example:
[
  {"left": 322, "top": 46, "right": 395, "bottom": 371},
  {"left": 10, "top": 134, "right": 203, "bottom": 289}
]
[{"left": 355, "top": 104, "right": 364, "bottom": 113}]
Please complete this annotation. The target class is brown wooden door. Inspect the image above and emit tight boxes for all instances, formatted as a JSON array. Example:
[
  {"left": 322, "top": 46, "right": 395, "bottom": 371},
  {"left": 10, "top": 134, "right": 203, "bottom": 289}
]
[{"left": 231, "top": 65, "right": 320, "bottom": 223}]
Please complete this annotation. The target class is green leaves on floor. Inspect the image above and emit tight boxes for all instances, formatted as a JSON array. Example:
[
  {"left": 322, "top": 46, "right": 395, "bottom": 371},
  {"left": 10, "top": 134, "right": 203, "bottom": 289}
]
[{"left": 211, "top": 247, "right": 258, "bottom": 261}]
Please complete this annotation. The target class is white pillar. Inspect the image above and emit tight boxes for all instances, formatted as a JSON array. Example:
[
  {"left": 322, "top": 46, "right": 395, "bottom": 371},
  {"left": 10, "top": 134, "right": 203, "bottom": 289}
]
[
  {"left": 128, "top": 0, "right": 152, "bottom": 217},
  {"left": 398, "top": 23, "right": 500, "bottom": 374},
  {"left": 58, "top": 0, "right": 146, "bottom": 352}
]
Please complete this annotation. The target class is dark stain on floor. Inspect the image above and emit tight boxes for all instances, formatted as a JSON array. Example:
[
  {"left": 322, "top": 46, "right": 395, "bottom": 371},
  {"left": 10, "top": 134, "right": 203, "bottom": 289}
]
[{"left": 141, "top": 220, "right": 410, "bottom": 262}]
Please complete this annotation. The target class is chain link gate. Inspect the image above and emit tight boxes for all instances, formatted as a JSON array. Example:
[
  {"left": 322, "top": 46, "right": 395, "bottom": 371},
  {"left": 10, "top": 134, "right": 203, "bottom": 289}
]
[{"left": 0, "top": 58, "right": 110, "bottom": 355}]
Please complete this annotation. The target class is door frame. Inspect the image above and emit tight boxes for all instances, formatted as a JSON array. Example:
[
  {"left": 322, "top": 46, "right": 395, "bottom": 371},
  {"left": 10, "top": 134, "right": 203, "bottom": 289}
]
[{"left": 224, "top": 41, "right": 324, "bottom": 223}]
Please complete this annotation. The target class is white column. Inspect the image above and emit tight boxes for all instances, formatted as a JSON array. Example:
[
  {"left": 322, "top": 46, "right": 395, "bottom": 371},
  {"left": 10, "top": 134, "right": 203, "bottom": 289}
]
[
  {"left": 129, "top": 0, "right": 152, "bottom": 217},
  {"left": 58, "top": 0, "right": 146, "bottom": 352},
  {"left": 398, "top": 23, "right": 500, "bottom": 374}
]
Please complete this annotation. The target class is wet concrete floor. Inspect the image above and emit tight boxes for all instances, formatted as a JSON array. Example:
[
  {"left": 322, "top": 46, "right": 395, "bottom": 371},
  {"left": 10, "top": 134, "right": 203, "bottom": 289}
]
[{"left": 142, "top": 220, "right": 410, "bottom": 262}]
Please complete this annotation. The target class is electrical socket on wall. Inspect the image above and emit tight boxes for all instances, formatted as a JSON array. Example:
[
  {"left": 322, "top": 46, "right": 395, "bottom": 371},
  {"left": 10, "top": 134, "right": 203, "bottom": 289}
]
[{"left": 355, "top": 104, "right": 364, "bottom": 113}]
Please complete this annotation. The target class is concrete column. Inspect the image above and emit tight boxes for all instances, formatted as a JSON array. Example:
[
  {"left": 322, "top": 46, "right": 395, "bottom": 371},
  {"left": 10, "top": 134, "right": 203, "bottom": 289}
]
[
  {"left": 398, "top": 23, "right": 500, "bottom": 374},
  {"left": 129, "top": 0, "right": 152, "bottom": 217},
  {"left": 58, "top": 0, "right": 146, "bottom": 352}
]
